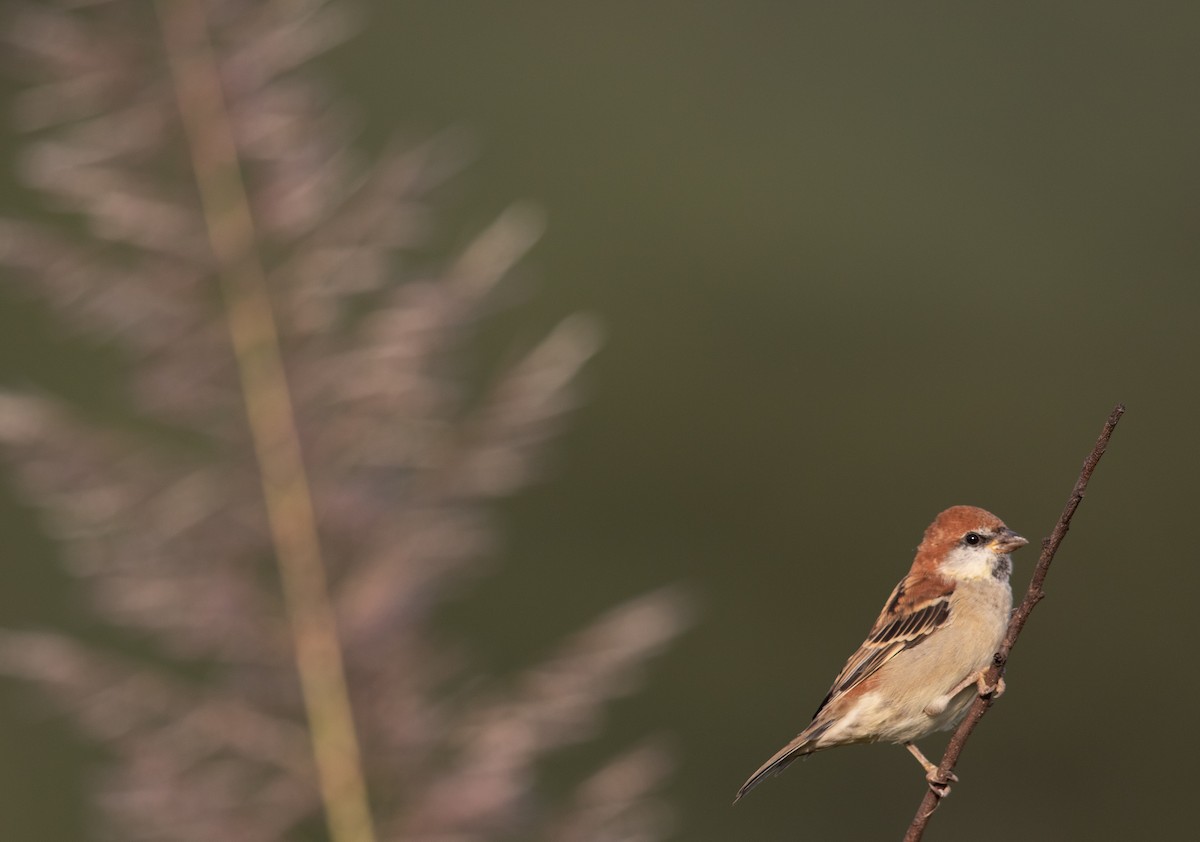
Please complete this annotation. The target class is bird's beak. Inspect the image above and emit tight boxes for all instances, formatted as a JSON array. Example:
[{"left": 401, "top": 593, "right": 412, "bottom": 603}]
[{"left": 993, "top": 529, "right": 1029, "bottom": 554}]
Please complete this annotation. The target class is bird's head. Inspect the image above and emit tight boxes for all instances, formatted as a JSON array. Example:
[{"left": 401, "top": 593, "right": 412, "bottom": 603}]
[{"left": 914, "top": 505, "right": 1028, "bottom": 583}]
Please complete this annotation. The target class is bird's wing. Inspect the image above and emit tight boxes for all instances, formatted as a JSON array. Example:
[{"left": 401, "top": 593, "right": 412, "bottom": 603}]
[
  {"left": 810, "top": 574, "right": 955, "bottom": 719},
  {"left": 734, "top": 572, "right": 958, "bottom": 803}
]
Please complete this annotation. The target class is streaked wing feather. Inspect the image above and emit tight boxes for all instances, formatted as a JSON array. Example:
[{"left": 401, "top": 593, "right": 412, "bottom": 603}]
[{"left": 811, "top": 575, "right": 953, "bottom": 718}]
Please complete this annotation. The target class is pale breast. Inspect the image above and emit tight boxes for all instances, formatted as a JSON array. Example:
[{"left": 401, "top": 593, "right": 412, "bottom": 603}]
[{"left": 863, "top": 578, "right": 1011, "bottom": 743}]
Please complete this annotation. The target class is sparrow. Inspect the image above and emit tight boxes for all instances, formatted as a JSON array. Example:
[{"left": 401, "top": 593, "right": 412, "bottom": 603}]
[{"left": 735, "top": 505, "right": 1027, "bottom": 802}]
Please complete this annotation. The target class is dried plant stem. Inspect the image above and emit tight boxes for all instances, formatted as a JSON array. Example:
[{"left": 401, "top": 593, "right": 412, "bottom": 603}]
[
  {"left": 154, "top": 3, "right": 377, "bottom": 842},
  {"left": 902, "top": 403, "right": 1126, "bottom": 842}
]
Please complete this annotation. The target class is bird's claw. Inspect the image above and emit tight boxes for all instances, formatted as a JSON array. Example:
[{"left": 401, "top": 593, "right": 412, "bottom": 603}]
[
  {"left": 925, "top": 767, "right": 958, "bottom": 798},
  {"left": 977, "top": 674, "right": 1006, "bottom": 700}
]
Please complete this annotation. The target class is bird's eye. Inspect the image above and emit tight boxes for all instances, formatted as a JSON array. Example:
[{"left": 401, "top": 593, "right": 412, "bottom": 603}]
[{"left": 964, "top": 532, "right": 983, "bottom": 546}]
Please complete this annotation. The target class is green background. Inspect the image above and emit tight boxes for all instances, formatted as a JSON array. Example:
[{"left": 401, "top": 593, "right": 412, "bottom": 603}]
[{"left": 2, "top": 2, "right": 1197, "bottom": 840}]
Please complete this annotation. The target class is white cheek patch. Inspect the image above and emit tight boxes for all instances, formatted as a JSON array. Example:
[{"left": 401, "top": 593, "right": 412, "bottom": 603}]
[{"left": 941, "top": 546, "right": 996, "bottom": 580}]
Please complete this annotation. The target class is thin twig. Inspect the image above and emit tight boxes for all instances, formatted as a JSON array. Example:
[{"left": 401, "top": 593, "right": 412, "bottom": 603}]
[
  {"left": 902, "top": 403, "right": 1125, "bottom": 842},
  {"left": 154, "top": 3, "right": 377, "bottom": 842}
]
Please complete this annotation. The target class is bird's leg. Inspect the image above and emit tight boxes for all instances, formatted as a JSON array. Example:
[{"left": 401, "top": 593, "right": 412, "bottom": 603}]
[
  {"left": 923, "top": 670, "right": 1005, "bottom": 716},
  {"left": 904, "top": 741, "right": 940, "bottom": 775},
  {"left": 904, "top": 742, "right": 957, "bottom": 798}
]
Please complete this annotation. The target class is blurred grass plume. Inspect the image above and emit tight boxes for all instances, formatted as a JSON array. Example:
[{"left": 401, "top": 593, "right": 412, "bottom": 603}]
[{"left": 0, "top": 1, "right": 689, "bottom": 840}]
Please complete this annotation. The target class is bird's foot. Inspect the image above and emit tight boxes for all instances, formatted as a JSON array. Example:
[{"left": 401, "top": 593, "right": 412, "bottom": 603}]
[
  {"left": 905, "top": 741, "right": 957, "bottom": 797},
  {"left": 927, "top": 671, "right": 1005, "bottom": 716},
  {"left": 925, "top": 767, "right": 959, "bottom": 799},
  {"left": 977, "top": 673, "right": 1005, "bottom": 700}
]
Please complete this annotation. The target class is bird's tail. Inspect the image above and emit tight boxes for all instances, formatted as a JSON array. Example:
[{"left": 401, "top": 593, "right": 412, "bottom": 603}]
[{"left": 734, "top": 724, "right": 830, "bottom": 806}]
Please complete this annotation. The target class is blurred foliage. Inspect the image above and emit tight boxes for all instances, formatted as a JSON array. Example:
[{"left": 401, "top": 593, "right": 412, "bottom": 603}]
[
  {"left": 3, "top": 1, "right": 1198, "bottom": 841},
  {"left": 0, "top": 2, "right": 686, "bottom": 841}
]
